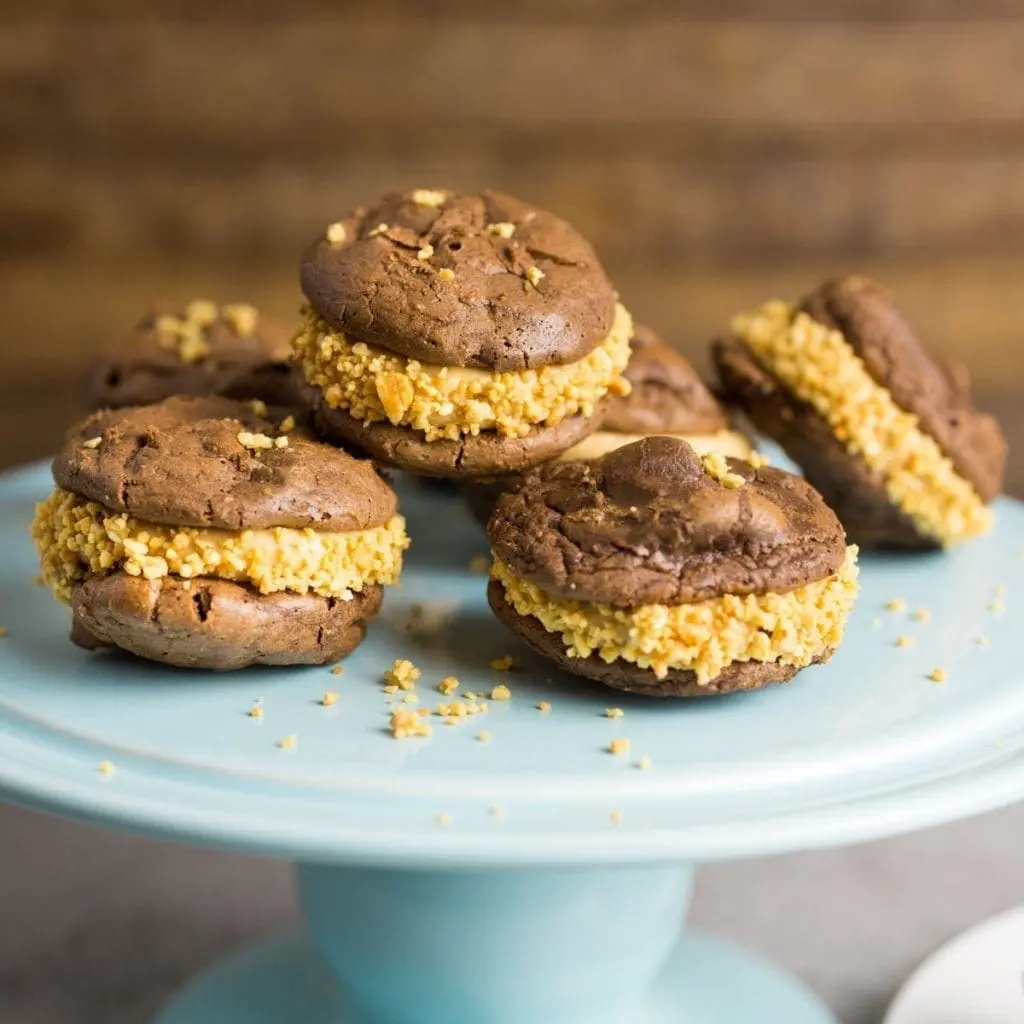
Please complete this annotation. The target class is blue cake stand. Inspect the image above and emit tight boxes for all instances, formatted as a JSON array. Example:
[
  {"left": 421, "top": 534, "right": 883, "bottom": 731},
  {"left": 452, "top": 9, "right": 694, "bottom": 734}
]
[{"left": 2, "top": 462, "right": 1024, "bottom": 1024}]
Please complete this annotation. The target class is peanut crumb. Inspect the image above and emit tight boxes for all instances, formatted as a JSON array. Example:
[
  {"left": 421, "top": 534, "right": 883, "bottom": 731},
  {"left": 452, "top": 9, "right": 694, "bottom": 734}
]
[
  {"left": 895, "top": 635, "right": 916, "bottom": 649},
  {"left": 223, "top": 303, "right": 258, "bottom": 337},
  {"left": 237, "top": 430, "right": 274, "bottom": 451},
  {"left": 605, "top": 707, "right": 624, "bottom": 719},
  {"left": 637, "top": 755, "right": 652, "bottom": 771},
  {"left": 330, "top": 665, "right": 343, "bottom": 676},
  {"left": 701, "top": 451, "right": 745, "bottom": 488},
  {"left": 280, "top": 415, "right": 296, "bottom": 433},
  {"left": 411, "top": 189, "right": 447, "bottom": 207},
  {"left": 438, "top": 676, "right": 459, "bottom": 696},
  {"left": 277, "top": 734, "right": 297, "bottom": 750},
  {"left": 913, "top": 607, "right": 930, "bottom": 622},
  {"left": 609, "top": 738, "right": 630, "bottom": 756},
  {"left": 536, "top": 701, "right": 551, "bottom": 713},
  {"left": 476, "top": 731, "right": 491, "bottom": 743},
  {"left": 185, "top": 298, "right": 218, "bottom": 326},
  {"left": 928, "top": 668, "right": 948, "bottom": 683},
  {"left": 321, "top": 691, "right": 340, "bottom": 707},
  {"left": 468, "top": 554, "right": 490, "bottom": 574},
  {"left": 976, "top": 635, "right": 990, "bottom": 646},
  {"left": 402, "top": 693, "right": 419, "bottom": 704},
  {"left": 274, "top": 436, "right": 289, "bottom": 449},
  {"left": 464, "top": 691, "right": 478, "bottom": 700},
  {"left": 435, "top": 811, "right": 453, "bottom": 826},
  {"left": 417, "top": 244, "right": 434, "bottom": 261},
  {"left": 609, "top": 809, "right": 622, "bottom": 825},
  {"left": 390, "top": 707, "right": 432, "bottom": 739},
  {"left": 248, "top": 704, "right": 264, "bottom": 719},
  {"left": 884, "top": 598, "right": 906, "bottom": 613},
  {"left": 746, "top": 451, "right": 769, "bottom": 469},
  {"left": 525, "top": 265, "right": 545, "bottom": 288},
  {"left": 384, "top": 658, "right": 420, "bottom": 690},
  {"left": 383, "top": 684, "right": 399, "bottom": 694},
  {"left": 82, "top": 436, "right": 103, "bottom": 450},
  {"left": 326, "top": 221, "right": 347, "bottom": 244},
  {"left": 490, "top": 684, "right": 512, "bottom": 701},
  {"left": 98, "top": 760, "right": 115, "bottom": 777},
  {"left": 249, "top": 399, "right": 268, "bottom": 417},
  {"left": 490, "top": 655, "right": 514, "bottom": 671},
  {"left": 368, "top": 222, "right": 389, "bottom": 238},
  {"left": 486, "top": 222, "right": 516, "bottom": 238},
  {"left": 437, "top": 267, "right": 456, "bottom": 282}
]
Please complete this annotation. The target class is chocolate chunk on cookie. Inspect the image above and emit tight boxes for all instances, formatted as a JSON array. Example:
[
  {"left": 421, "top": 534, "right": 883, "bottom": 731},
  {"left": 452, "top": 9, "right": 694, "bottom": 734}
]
[
  {"left": 85, "top": 300, "right": 301, "bottom": 412},
  {"left": 486, "top": 436, "right": 858, "bottom": 696},
  {"left": 714, "top": 276, "right": 1006, "bottom": 548}
]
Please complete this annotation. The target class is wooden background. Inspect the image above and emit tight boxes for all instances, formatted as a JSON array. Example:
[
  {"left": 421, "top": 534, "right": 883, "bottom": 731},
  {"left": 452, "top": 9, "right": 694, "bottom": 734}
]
[{"left": 2, "top": 3, "right": 1022, "bottom": 486}]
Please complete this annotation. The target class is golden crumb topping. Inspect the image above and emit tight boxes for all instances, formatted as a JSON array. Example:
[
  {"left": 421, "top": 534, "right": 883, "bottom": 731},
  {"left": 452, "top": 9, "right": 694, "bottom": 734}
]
[
  {"left": 32, "top": 489, "right": 407, "bottom": 603},
  {"left": 153, "top": 299, "right": 260, "bottom": 364},
  {"left": 410, "top": 189, "right": 447, "bottom": 207},
  {"left": 491, "top": 548, "right": 859, "bottom": 685},
  {"left": 731, "top": 301, "right": 992, "bottom": 546},
  {"left": 700, "top": 451, "right": 746, "bottom": 488},
  {"left": 293, "top": 303, "right": 634, "bottom": 442},
  {"left": 384, "top": 658, "right": 420, "bottom": 690}
]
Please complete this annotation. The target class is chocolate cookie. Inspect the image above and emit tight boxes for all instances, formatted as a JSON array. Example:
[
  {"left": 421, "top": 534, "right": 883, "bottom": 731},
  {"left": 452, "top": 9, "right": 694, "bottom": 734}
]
[
  {"left": 714, "top": 276, "right": 1006, "bottom": 548},
  {"left": 34, "top": 396, "right": 408, "bottom": 670},
  {"left": 294, "top": 188, "right": 632, "bottom": 476},
  {"left": 461, "top": 325, "right": 751, "bottom": 526},
  {"left": 486, "top": 436, "right": 859, "bottom": 697},
  {"left": 85, "top": 300, "right": 301, "bottom": 411}
]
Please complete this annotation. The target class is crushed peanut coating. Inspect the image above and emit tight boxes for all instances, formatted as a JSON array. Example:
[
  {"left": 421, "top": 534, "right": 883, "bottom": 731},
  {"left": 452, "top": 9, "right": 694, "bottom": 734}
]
[
  {"left": 384, "top": 658, "right": 420, "bottom": 690},
  {"left": 82, "top": 436, "right": 103, "bottom": 450},
  {"left": 526, "top": 266, "right": 545, "bottom": 288},
  {"left": 293, "top": 303, "right": 633, "bottom": 442},
  {"left": 437, "top": 267, "right": 456, "bottom": 282},
  {"left": 411, "top": 189, "right": 447, "bottom": 207},
  {"left": 222, "top": 303, "right": 258, "bottom": 337},
  {"left": 154, "top": 299, "right": 259, "bottom": 363},
  {"left": 492, "top": 548, "right": 859, "bottom": 685},
  {"left": 700, "top": 451, "right": 746, "bottom": 488},
  {"left": 732, "top": 301, "right": 992, "bottom": 546},
  {"left": 237, "top": 430, "right": 275, "bottom": 451},
  {"left": 32, "top": 489, "right": 408, "bottom": 603}
]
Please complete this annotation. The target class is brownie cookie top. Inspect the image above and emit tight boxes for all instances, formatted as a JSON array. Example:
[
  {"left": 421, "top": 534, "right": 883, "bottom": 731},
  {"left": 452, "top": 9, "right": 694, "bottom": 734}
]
[
  {"left": 301, "top": 188, "right": 617, "bottom": 371},
  {"left": 489, "top": 436, "right": 846, "bottom": 607},
  {"left": 602, "top": 326, "right": 729, "bottom": 435},
  {"left": 85, "top": 300, "right": 297, "bottom": 411},
  {"left": 54, "top": 395, "right": 397, "bottom": 531},
  {"left": 799, "top": 276, "right": 1006, "bottom": 501}
]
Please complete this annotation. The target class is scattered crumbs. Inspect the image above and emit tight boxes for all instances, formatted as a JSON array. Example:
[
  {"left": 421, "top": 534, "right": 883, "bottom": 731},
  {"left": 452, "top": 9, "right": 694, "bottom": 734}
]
[
  {"left": 438, "top": 676, "right": 459, "bottom": 696},
  {"left": 402, "top": 693, "right": 419, "bottom": 704},
  {"left": 411, "top": 188, "right": 447, "bottom": 207},
  {"left": 605, "top": 707, "right": 624, "bottom": 719},
  {"left": 468, "top": 554, "right": 490, "bottom": 574},
  {"left": 249, "top": 398, "right": 268, "bottom": 417},
  {"left": 637, "top": 755, "right": 653, "bottom": 771},
  {"left": 489, "top": 803, "right": 505, "bottom": 818},
  {"left": 277, "top": 734, "right": 297, "bottom": 750},
  {"left": 464, "top": 691, "right": 478, "bottom": 700},
  {"left": 384, "top": 658, "right": 421, "bottom": 690},
  {"left": 330, "top": 665, "right": 343, "bottom": 676},
  {"left": 870, "top": 617, "right": 882, "bottom": 629},
  {"left": 490, "top": 684, "right": 512, "bottom": 701},
  {"left": 609, "top": 809, "right": 622, "bottom": 826},
  {"left": 326, "top": 221, "right": 347, "bottom": 244},
  {"left": 274, "top": 435, "right": 289, "bottom": 449},
  {"left": 609, "top": 738, "right": 630, "bottom": 756},
  {"left": 321, "top": 691, "right": 340, "bottom": 707},
  {"left": 490, "top": 655, "right": 515, "bottom": 671},
  {"left": 476, "top": 731, "right": 491, "bottom": 743},
  {"left": 884, "top": 598, "right": 906, "bottom": 613},
  {"left": 976, "top": 635, "right": 991, "bottom": 647},
  {"left": 223, "top": 303, "right": 258, "bottom": 337},
  {"left": 417, "top": 244, "right": 434, "bottom": 261},
  {"left": 913, "top": 607, "right": 930, "bottom": 622},
  {"left": 701, "top": 451, "right": 745, "bottom": 488},
  {"left": 536, "top": 700, "right": 552, "bottom": 713},
  {"left": 435, "top": 811, "right": 453, "bottom": 827},
  {"left": 82, "top": 436, "right": 103, "bottom": 450},
  {"left": 988, "top": 599, "right": 1006, "bottom": 615},
  {"left": 437, "top": 267, "right": 456, "bottom": 282},
  {"left": 383, "top": 684, "right": 399, "bottom": 695},
  {"left": 485, "top": 221, "right": 516, "bottom": 238},
  {"left": 368, "top": 222, "right": 389, "bottom": 238},
  {"left": 248, "top": 704, "right": 264, "bottom": 719},
  {"left": 280, "top": 415, "right": 296, "bottom": 433},
  {"left": 895, "top": 635, "right": 916, "bottom": 649},
  {"left": 526, "top": 265, "right": 545, "bottom": 288},
  {"left": 98, "top": 760, "right": 116, "bottom": 778},
  {"left": 390, "top": 707, "right": 432, "bottom": 739},
  {"left": 237, "top": 430, "right": 274, "bottom": 451},
  {"left": 746, "top": 451, "right": 769, "bottom": 469},
  {"left": 928, "top": 668, "right": 948, "bottom": 684}
]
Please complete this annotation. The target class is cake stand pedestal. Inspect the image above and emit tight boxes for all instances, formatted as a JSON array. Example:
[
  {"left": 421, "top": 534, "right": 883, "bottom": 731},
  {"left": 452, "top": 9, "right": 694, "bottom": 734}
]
[{"left": 1, "top": 463, "right": 1023, "bottom": 1024}]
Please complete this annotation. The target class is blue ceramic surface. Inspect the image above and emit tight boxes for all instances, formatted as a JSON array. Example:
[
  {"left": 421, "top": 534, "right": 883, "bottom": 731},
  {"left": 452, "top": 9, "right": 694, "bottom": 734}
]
[{"left": 1, "top": 461, "right": 1024, "bottom": 866}]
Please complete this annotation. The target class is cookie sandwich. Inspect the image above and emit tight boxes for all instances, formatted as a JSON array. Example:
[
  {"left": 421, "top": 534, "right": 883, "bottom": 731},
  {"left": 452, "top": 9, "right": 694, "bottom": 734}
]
[
  {"left": 714, "top": 276, "right": 1005, "bottom": 548},
  {"left": 487, "top": 436, "right": 859, "bottom": 697},
  {"left": 32, "top": 396, "right": 407, "bottom": 670},
  {"left": 294, "top": 188, "right": 632, "bottom": 477},
  {"left": 86, "top": 299, "right": 300, "bottom": 411},
  {"left": 462, "top": 325, "right": 751, "bottom": 526}
]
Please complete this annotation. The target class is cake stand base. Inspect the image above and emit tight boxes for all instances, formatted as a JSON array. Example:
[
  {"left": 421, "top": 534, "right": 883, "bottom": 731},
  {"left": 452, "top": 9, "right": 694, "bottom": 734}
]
[{"left": 154, "top": 864, "right": 835, "bottom": 1024}]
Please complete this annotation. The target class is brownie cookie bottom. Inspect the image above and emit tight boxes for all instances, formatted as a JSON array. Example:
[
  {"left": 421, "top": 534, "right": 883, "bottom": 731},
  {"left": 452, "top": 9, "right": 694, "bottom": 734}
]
[
  {"left": 314, "top": 401, "right": 602, "bottom": 477},
  {"left": 488, "top": 581, "right": 828, "bottom": 697},
  {"left": 72, "top": 574, "right": 382, "bottom": 671}
]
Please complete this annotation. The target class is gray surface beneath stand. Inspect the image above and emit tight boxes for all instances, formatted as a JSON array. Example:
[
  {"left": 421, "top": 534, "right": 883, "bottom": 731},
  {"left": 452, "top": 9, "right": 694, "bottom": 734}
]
[{"left": 0, "top": 800, "right": 1021, "bottom": 1024}]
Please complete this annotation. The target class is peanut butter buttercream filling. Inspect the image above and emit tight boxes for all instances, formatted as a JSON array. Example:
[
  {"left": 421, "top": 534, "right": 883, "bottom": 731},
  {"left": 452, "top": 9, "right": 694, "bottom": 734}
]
[
  {"left": 731, "top": 301, "right": 991, "bottom": 546},
  {"left": 293, "top": 303, "right": 634, "bottom": 442},
  {"left": 555, "top": 428, "right": 752, "bottom": 464},
  {"left": 492, "top": 547, "right": 859, "bottom": 684},
  {"left": 32, "top": 489, "right": 408, "bottom": 603}
]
